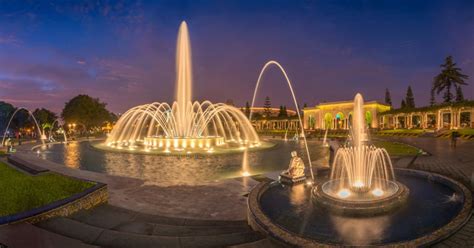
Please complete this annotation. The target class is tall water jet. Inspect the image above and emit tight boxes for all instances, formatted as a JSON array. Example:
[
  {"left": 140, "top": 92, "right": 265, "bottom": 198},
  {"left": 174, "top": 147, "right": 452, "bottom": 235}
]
[
  {"left": 175, "top": 21, "right": 192, "bottom": 137},
  {"left": 313, "top": 93, "right": 408, "bottom": 214},
  {"left": 104, "top": 21, "right": 265, "bottom": 155}
]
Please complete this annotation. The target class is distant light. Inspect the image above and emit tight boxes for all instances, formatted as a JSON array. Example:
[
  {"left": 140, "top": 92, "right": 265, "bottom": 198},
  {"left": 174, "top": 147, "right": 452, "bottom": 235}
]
[
  {"left": 306, "top": 180, "right": 313, "bottom": 186},
  {"left": 337, "top": 189, "right": 350, "bottom": 198},
  {"left": 242, "top": 171, "right": 250, "bottom": 177}
]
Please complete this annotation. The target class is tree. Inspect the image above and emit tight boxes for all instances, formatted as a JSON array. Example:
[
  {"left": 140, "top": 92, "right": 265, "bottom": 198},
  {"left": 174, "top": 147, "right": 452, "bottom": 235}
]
[
  {"left": 263, "top": 96, "right": 271, "bottom": 117},
  {"left": 400, "top": 99, "right": 406, "bottom": 109},
  {"left": 433, "top": 56, "right": 469, "bottom": 103},
  {"left": 61, "top": 95, "right": 113, "bottom": 130},
  {"left": 429, "top": 88, "right": 436, "bottom": 106},
  {"left": 0, "top": 101, "right": 15, "bottom": 132},
  {"left": 405, "top": 86, "right": 415, "bottom": 108},
  {"left": 278, "top": 105, "right": 288, "bottom": 117},
  {"left": 244, "top": 101, "right": 251, "bottom": 118},
  {"left": 33, "top": 108, "right": 58, "bottom": 131},
  {"left": 384, "top": 88, "right": 392, "bottom": 106},
  {"left": 455, "top": 85, "right": 465, "bottom": 102}
]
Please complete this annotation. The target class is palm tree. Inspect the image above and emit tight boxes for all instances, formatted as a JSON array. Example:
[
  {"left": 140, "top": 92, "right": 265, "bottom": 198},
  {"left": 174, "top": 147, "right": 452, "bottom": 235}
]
[{"left": 432, "top": 56, "right": 469, "bottom": 103}]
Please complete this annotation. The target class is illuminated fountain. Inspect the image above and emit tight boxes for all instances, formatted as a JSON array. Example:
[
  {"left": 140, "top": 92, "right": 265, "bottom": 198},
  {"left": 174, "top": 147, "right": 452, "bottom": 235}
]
[
  {"left": 1, "top": 107, "right": 46, "bottom": 147},
  {"left": 313, "top": 93, "right": 408, "bottom": 214},
  {"left": 104, "top": 21, "right": 263, "bottom": 154}
]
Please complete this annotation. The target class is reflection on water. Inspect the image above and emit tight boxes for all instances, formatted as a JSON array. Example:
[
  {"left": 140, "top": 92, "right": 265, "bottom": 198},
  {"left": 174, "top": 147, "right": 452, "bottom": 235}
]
[
  {"left": 289, "top": 184, "right": 307, "bottom": 207},
  {"left": 39, "top": 139, "right": 326, "bottom": 186},
  {"left": 259, "top": 172, "right": 465, "bottom": 245},
  {"left": 64, "top": 142, "right": 80, "bottom": 169},
  {"left": 331, "top": 215, "right": 389, "bottom": 245}
]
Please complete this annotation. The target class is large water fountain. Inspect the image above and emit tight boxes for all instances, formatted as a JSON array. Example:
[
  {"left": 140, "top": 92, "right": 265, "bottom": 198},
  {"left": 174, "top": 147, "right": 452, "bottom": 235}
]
[
  {"left": 313, "top": 93, "right": 409, "bottom": 214},
  {"left": 247, "top": 93, "right": 471, "bottom": 246},
  {"left": 102, "top": 22, "right": 265, "bottom": 155}
]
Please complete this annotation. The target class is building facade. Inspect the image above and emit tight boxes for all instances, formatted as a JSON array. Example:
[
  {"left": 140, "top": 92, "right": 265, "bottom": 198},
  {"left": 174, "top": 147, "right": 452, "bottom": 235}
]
[
  {"left": 249, "top": 101, "right": 474, "bottom": 131},
  {"left": 379, "top": 103, "right": 474, "bottom": 130},
  {"left": 303, "top": 100, "right": 391, "bottom": 130}
]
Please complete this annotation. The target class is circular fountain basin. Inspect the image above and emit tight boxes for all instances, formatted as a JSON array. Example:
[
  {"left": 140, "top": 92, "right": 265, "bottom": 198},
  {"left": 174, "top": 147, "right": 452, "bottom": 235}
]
[
  {"left": 95, "top": 139, "right": 274, "bottom": 156},
  {"left": 248, "top": 169, "right": 472, "bottom": 247},
  {"left": 37, "top": 139, "right": 326, "bottom": 185},
  {"left": 313, "top": 179, "right": 409, "bottom": 215}
]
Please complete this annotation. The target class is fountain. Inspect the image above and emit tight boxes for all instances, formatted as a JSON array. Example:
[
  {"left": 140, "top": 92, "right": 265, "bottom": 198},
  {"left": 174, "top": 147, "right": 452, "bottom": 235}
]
[
  {"left": 49, "top": 119, "right": 68, "bottom": 143},
  {"left": 1, "top": 107, "right": 46, "bottom": 147},
  {"left": 248, "top": 60, "right": 315, "bottom": 180},
  {"left": 247, "top": 93, "right": 471, "bottom": 246},
  {"left": 313, "top": 93, "right": 408, "bottom": 214},
  {"left": 102, "top": 21, "right": 268, "bottom": 155}
]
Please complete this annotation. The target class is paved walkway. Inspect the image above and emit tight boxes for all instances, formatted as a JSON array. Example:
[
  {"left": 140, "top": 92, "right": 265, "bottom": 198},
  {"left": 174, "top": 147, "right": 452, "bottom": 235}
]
[
  {"left": 384, "top": 137, "right": 474, "bottom": 247},
  {"left": 387, "top": 137, "right": 474, "bottom": 189}
]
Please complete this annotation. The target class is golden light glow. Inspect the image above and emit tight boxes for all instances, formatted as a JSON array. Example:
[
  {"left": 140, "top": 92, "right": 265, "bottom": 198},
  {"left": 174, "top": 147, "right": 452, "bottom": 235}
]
[
  {"left": 337, "top": 189, "right": 351, "bottom": 198},
  {"left": 353, "top": 181, "right": 364, "bottom": 188},
  {"left": 372, "top": 188, "right": 384, "bottom": 197}
]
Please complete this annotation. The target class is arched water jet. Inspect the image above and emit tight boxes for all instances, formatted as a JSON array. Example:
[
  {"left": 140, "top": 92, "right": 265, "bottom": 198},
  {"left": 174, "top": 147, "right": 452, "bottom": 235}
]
[
  {"left": 50, "top": 119, "right": 68, "bottom": 143},
  {"left": 1, "top": 107, "right": 46, "bottom": 147},
  {"left": 248, "top": 60, "right": 315, "bottom": 180}
]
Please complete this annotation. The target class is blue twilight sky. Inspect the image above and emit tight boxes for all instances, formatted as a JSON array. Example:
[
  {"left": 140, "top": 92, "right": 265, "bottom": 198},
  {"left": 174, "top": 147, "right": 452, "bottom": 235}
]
[{"left": 0, "top": 0, "right": 473, "bottom": 113}]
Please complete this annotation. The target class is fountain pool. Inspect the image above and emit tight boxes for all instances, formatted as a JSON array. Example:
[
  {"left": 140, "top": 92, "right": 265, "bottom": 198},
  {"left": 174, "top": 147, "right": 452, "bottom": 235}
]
[
  {"left": 36, "top": 139, "right": 325, "bottom": 186},
  {"left": 247, "top": 93, "right": 472, "bottom": 246}
]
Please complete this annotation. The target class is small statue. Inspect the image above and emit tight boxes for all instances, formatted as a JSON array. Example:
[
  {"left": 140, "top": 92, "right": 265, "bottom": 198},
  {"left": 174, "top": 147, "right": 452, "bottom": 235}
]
[{"left": 280, "top": 151, "right": 306, "bottom": 184}]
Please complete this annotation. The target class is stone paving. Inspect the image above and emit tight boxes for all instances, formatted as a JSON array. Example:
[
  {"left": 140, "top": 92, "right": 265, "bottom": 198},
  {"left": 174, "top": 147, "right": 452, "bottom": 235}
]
[
  {"left": 388, "top": 136, "right": 474, "bottom": 189},
  {"left": 386, "top": 137, "right": 474, "bottom": 247}
]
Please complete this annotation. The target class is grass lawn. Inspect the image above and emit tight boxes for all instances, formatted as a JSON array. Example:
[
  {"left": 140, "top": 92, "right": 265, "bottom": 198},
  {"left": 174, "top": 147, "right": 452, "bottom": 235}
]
[
  {"left": 377, "top": 129, "right": 426, "bottom": 135},
  {"left": 0, "top": 162, "right": 94, "bottom": 217},
  {"left": 455, "top": 129, "right": 474, "bottom": 136},
  {"left": 374, "top": 141, "right": 421, "bottom": 156}
]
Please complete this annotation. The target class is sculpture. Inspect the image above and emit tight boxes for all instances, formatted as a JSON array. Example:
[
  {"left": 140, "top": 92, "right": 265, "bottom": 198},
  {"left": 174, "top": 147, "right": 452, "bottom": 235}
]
[{"left": 280, "top": 151, "right": 306, "bottom": 184}]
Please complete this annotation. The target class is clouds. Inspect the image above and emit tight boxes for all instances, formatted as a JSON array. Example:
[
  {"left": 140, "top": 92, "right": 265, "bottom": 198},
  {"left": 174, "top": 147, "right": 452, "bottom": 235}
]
[
  {"left": 0, "top": 34, "right": 21, "bottom": 46},
  {"left": 0, "top": 0, "right": 472, "bottom": 114}
]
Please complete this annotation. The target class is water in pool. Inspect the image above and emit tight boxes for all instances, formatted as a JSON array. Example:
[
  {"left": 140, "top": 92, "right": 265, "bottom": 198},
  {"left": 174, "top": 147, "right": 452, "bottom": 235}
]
[{"left": 38, "top": 139, "right": 327, "bottom": 186}]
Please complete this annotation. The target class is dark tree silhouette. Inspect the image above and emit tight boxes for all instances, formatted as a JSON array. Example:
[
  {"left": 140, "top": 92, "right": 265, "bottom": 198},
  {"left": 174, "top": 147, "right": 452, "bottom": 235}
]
[
  {"left": 244, "top": 101, "right": 251, "bottom": 118},
  {"left": 263, "top": 96, "right": 271, "bottom": 117},
  {"left": 384, "top": 88, "right": 392, "bottom": 106},
  {"left": 433, "top": 56, "right": 469, "bottom": 103},
  {"left": 405, "top": 86, "right": 415, "bottom": 108},
  {"left": 429, "top": 88, "right": 436, "bottom": 106},
  {"left": 455, "top": 86, "right": 465, "bottom": 102},
  {"left": 61, "top": 95, "right": 114, "bottom": 130},
  {"left": 400, "top": 99, "right": 406, "bottom": 109}
]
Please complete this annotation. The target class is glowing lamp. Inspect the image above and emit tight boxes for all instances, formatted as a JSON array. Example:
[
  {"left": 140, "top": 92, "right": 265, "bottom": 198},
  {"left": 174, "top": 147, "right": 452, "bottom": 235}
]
[
  {"left": 337, "top": 189, "right": 351, "bottom": 198},
  {"left": 372, "top": 188, "right": 384, "bottom": 197}
]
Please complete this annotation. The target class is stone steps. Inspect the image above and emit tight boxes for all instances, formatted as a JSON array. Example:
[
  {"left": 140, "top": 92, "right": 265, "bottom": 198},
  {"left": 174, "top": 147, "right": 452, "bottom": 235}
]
[
  {"left": 228, "top": 238, "right": 278, "bottom": 247},
  {"left": 0, "top": 223, "right": 99, "bottom": 248},
  {"left": 35, "top": 204, "right": 265, "bottom": 248}
]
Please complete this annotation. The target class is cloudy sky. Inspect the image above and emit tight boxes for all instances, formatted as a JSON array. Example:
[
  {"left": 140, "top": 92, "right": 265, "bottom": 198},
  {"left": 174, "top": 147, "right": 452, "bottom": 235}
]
[{"left": 0, "top": 0, "right": 473, "bottom": 114}]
